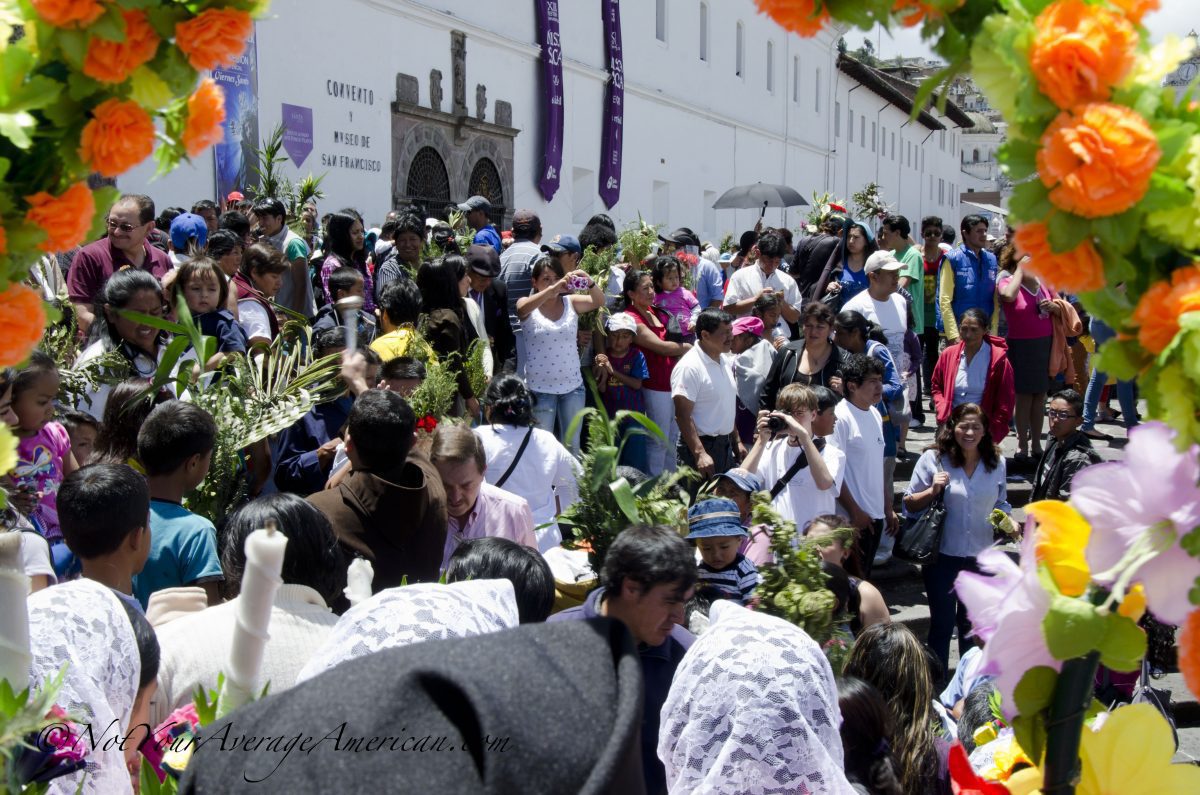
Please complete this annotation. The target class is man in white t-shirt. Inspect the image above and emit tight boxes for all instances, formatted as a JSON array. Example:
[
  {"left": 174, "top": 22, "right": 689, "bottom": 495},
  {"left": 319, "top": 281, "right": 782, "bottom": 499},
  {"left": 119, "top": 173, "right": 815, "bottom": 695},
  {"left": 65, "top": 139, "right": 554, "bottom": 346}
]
[
  {"left": 832, "top": 353, "right": 894, "bottom": 576},
  {"left": 722, "top": 230, "right": 801, "bottom": 337},
  {"left": 672, "top": 308, "right": 741, "bottom": 479},
  {"left": 742, "top": 383, "right": 842, "bottom": 534}
]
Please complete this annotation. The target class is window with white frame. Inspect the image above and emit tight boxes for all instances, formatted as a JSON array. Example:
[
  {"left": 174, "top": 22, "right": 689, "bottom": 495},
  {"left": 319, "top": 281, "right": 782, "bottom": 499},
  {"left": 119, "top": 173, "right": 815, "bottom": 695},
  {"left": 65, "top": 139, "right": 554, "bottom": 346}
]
[
  {"left": 735, "top": 22, "right": 744, "bottom": 77},
  {"left": 699, "top": 2, "right": 708, "bottom": 61},
  {"left": 656, "top": 0, "right": 667, "bottom": 42},
  {"left": 766, "top": 40, "right": 775, "bottom": 92}
]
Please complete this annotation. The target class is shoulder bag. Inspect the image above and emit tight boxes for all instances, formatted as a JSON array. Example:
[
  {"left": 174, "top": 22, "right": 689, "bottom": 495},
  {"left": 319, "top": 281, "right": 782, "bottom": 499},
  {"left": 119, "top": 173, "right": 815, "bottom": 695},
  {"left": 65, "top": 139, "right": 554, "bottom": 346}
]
[
  {"left": 894, "top": 458, "right": 947, "bottom": 566},
  {"left": 494, "top": 426, "right": 534, "bottom": 489}
]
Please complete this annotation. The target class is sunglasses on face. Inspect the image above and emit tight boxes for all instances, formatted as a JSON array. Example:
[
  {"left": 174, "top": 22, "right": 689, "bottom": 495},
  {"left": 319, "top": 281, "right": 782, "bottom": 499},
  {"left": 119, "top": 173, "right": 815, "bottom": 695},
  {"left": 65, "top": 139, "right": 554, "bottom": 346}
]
[
  {"left": 107, "top": 219, "right": 143, "bottom": 233},
  {"left": 1046, "top": 409, "right": 1078, "bottom": 420},
  {"left": 923, "top": 230, "right": 942, "bottom": 238}
]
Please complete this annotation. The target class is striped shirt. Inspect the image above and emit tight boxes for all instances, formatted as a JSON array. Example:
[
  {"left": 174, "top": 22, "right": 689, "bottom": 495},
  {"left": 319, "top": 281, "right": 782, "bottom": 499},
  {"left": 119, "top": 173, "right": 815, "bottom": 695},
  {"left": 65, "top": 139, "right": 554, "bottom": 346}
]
[
  {"left": 697, "top": 553, "right": 760, "bottom": 605},
  {"left": 498, "top": 240, "right": 541, "bottom": 331}
]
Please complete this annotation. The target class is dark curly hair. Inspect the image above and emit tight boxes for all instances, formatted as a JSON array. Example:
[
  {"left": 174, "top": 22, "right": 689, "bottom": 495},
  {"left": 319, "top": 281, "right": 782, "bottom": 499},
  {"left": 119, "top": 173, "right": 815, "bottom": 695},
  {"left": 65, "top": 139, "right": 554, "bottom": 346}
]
[
  {"left": 934, "top": 402, "right": 999, "bottom": 470},
  {"left": 484, "top": 373, "right": 535, "bottom": 427}
]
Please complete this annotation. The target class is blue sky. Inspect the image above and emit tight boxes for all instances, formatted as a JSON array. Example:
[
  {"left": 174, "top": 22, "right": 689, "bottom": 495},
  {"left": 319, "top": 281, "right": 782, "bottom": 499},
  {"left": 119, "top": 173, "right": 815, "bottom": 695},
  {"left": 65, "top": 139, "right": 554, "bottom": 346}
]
[{"left": 870, "top": 1, "right": 1195, "bottom": 61}]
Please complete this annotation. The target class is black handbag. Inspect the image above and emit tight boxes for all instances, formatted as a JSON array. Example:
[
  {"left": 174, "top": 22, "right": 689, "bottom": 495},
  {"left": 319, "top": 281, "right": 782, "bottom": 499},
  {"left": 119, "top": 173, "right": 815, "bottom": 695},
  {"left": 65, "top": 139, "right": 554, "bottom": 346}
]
[{"left": 894, "top": 462, "right": 947, "bottom": 565}]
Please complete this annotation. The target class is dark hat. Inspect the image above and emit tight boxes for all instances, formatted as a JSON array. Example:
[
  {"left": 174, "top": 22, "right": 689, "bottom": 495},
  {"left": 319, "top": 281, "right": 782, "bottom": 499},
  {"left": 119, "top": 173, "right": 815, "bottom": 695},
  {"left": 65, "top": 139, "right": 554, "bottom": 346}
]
[
  {"left": 169, "top": 212, "right": 208, "bottom": 251},
  {"left": 659, "top": 227, "right": 700, "bottom": 248},
  {"left": 540, "top": 234, "right": 582, "bottom": 255},
  {"left": 467, "top": 244, "right": 501, "bottom": 277},
  {"left": 686, "top": 498, "right": 749, "bottom": 539},
  {"left": 457, "top": 195, "right": 492, "bottom": 213},
  {"left": 180, "top": 619, "right": 646, "bottom": 793},
  {"left": 511, "top": 209, "right": 540, "bottom": 227}
]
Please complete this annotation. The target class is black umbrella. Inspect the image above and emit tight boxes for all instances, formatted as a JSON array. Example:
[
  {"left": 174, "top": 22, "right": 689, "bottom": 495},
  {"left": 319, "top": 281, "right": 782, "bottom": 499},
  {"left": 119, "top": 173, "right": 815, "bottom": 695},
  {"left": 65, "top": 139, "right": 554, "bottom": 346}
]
[{"left": 712, "top": 182, "right": 809, "bottom": 218}]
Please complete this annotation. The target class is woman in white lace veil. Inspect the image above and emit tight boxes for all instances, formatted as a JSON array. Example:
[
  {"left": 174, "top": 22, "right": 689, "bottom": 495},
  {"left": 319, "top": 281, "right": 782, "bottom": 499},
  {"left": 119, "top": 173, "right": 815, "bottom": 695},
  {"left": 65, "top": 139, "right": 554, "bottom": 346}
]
[
  {"left": 296, "top": 579, "right": 519, "bottom": 682},
  {"left": 658, "top": 600, "right": 856, "bottom": 794},
  {"left": 27, "top": 579, "right": 145, "bottom": 795}
]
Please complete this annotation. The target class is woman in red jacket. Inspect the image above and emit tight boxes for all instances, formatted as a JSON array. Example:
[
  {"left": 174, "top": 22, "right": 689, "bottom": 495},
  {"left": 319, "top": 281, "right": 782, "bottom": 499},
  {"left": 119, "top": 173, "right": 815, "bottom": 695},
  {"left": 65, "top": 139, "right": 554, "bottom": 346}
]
[{"left": 930, "top": 308, "right": 1015, "bottom": 442}]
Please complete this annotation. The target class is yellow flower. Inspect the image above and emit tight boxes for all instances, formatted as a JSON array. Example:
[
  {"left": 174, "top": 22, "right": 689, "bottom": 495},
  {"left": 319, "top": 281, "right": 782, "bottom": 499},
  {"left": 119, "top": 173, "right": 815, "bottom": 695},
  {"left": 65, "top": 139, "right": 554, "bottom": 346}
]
[
  {"left": 1123, "top": 34, "right": 1194, "bottom": 88},
  {"left": 1118, "top": 583, "right": 1146, "bottom": 621},
  {"left": 1079, "top": 703, "right": 1200, "bottom": 792},
  {"left": 0, "top": 425, "right": 16, "bottom": 478},
  {"left": 1004, "top": 767, "right": 1043, "bottom": 794},
  {"left": 1027, "top": 500, "right": 1092, "bottom": 596}
]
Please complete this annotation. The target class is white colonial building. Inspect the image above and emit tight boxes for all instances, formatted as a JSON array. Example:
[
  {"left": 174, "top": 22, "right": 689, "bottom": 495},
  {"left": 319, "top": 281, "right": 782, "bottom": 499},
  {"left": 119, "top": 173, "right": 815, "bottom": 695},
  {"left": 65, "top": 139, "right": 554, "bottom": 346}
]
[{"left": 125, "top": 0, "right": 971, "bottom": 240}]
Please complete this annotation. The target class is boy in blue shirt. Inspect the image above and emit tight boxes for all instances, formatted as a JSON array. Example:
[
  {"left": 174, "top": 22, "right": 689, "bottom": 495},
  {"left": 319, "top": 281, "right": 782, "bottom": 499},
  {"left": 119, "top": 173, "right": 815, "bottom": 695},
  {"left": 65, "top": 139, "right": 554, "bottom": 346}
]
[{"left": 133, "top": 401, "right": 224, "bottom": 608}]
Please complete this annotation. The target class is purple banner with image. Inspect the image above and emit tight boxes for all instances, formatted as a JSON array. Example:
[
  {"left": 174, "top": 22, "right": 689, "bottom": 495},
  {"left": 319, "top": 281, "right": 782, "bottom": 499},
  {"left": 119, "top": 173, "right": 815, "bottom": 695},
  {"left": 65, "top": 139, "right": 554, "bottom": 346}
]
[
  {"left": 535, "top": 0, "right": 564, "bottom": 201},
  {"left": 599, "top": 0, "right": 624, "bottom": 209},
  {"left": 281, "top": 103, "right": 313, "bottom": 167}
]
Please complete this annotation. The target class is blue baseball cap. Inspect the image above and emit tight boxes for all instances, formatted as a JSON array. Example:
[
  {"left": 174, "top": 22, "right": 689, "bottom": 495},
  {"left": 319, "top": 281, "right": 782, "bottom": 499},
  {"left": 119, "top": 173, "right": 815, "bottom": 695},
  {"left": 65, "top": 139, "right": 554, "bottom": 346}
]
[
  {"left": 717, "top": 468, "right": 765, "bottom": 495},
  {"left": 169, "top": 212, "right": 208, "bottom": 252},
  {"left": 541, "top": 234, "right": 582, "bottom": 255},
  {"left": 686, "top": 498, "right": 748, "bottom": 540}
]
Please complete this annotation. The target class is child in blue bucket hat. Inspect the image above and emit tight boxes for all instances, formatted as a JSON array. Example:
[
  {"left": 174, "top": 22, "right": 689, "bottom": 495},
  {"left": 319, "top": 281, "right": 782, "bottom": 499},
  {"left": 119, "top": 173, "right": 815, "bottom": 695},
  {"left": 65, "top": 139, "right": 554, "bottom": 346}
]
[{"left": 686, "top": 498, "right": 760, "bottom": 606}]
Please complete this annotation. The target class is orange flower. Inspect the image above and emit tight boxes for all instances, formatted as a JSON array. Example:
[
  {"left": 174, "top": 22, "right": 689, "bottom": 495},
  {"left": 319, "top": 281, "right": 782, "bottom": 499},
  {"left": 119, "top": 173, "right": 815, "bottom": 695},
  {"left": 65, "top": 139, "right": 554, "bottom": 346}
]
[
  {"left": 1182, "top": 608, "right": 1200, "bottom": 701},
  {"left": 79, "top": 99, "right": 156, "bottom": 178},
  {"left": 175, "top": 8, "right": 254, "bottom": 71},
  {"left": 754, "top": 0, "right": 829, "bottom": 37},
  {"left": 0, "top": 283, "right": 47, "bottom": 368},
  {"left": 891, "top": 0, "right": 965, "bottom": 27},
  {"left": 1013, "top": 221, "right": 1106, "bottom": 293},
  {"left": 82, "top": 9, "right": 160, "bottom": 84},
  {"left": 182, "top": 78, "right": 226, "bottom": 158},
  {"left": 1110, "top": 0, "right": 1159, "bottom": 24},
  {"left": 1030, "top": 0, "right": 1137, "bottom": 110},
  {"left": 1037, "top": 103, "right": 1160, "bottom": 218},
  {"left": 29, "top": 0, "right": 105, "bottom": 29},
  {"left": 24, "top": 182, "right": 96, "bottom": 254},
  {"left": 1130, "top": 264, "right": 1200, "bottom": 353}
]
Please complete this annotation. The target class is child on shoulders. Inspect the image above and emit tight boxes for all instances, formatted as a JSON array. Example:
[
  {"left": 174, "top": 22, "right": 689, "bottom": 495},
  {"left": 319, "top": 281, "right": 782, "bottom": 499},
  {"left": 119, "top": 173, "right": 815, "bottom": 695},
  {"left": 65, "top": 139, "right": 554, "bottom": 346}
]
[
  {"left": 173, "top": 257, "right": 247, "bottom": 363},
  {"left": 686, "top": 498, "right": 759, "bottom": 606},
  {"left": 653, "top": 255, "right": 700, "bottom": 344}
]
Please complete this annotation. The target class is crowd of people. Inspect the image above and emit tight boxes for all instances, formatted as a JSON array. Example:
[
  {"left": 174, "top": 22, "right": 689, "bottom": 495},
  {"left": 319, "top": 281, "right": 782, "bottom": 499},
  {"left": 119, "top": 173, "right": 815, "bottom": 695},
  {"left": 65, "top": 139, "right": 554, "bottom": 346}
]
[{"left": 5, "top": 190, "right": 1134, "bottom": 793}]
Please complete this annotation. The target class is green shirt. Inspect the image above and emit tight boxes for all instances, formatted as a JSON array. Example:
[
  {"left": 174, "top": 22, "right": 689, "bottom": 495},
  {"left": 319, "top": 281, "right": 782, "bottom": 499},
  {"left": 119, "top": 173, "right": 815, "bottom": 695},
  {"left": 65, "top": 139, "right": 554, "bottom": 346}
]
[{"left": 897, "top": 244, "right": 925, "bottom": 331}]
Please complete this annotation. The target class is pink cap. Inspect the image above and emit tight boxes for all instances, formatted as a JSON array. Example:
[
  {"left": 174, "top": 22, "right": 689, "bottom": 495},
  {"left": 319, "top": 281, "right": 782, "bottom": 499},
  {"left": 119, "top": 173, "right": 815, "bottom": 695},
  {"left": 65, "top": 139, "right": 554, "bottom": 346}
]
[{"left": 732, "top": 316, "right": 764, "bottom": 337}]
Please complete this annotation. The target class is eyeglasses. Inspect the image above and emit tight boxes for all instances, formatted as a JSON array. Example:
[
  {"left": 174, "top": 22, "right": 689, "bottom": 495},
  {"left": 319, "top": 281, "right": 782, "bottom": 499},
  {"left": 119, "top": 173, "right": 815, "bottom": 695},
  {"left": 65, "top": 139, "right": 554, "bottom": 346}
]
[
  {"left": 1046, "top": 409, "right": 1078, "bottom": 420},
  {"left": 106, "top": 219, "right": 142, "bottom": 233}
]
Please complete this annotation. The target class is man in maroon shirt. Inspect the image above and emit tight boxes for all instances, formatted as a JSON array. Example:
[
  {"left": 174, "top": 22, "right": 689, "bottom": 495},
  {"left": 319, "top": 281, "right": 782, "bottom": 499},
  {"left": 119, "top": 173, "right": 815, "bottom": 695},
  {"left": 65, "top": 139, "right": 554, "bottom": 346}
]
[{"left": 67, "top": 194, "right": 173, "bottom": 336}]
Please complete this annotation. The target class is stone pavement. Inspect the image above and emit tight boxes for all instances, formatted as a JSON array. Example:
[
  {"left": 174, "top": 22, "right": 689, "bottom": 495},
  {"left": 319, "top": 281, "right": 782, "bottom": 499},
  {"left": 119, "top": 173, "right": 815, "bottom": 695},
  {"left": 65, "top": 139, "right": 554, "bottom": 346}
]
[{"left": 870, "top": 405, "right": 1200, "bottom": 764}]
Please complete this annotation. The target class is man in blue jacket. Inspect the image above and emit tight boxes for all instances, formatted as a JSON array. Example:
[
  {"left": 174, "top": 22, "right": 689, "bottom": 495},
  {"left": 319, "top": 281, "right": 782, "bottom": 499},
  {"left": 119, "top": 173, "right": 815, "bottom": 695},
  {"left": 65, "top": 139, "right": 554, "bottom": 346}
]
[
  {"left": 549, "top": 525, "right": 696, "bottom": 795},
  {"left": 936, "top": 214, "right": 1000, "bottom": 344}
]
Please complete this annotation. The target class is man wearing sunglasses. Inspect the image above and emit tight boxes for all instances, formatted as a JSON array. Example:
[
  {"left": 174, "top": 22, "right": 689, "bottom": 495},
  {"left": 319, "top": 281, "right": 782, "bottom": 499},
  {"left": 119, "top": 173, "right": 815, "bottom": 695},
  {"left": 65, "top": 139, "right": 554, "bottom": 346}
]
[
  {"left": 66, "top": 193, "right": 172, "bottom": 336},
  {"left": 1031, "top": 388, "right": 1102, "bottom": 502}
]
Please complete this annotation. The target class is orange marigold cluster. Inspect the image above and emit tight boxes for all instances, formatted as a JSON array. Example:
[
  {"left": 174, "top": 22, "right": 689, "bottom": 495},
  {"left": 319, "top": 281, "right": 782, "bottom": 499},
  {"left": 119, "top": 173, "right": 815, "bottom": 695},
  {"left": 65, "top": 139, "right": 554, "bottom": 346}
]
[
  {"left": 79, "top": 99, "right": 156, "bottom": 177},
  {"left": 25, "top": 182, "right": 96, "bottom": 254},
  {"left": 29, "top": 0, "right": 105, "bottom": 29},
  {"left": 175, "top": 8, "right": 254, "bottom": 71},
  {"left": 0, "top": 283, "right": 48, "bottom": 368},
  {"left": 182, "top": 78, "right": 226, "bottom": 158},
  {"left": 1131, "top": 264, "right": 1200, "bottom": 354},
  {"left": 1030, "top": 0, "right": 1137, "bottom": 110},
  {"left": 891, "top": 0, "right": 965, "bottom": 28},
  {"left": 82, "top": 9, "right": 161, "bottom": 84},
  {"left": 1182, "top": 608, "right": 1200, "bottom": 702},
  {"left": 1037, "top": 103, "right": 1160, "bottom": 219},
  {"left": 1013, "top": 222, "right": 1106, "bottom": 293},
  {"left": 754, "top": 0, "right": 829, "bottom": 37},
  {"left": 1109, "top": 0, "right": 1159, "bottom": 23}
]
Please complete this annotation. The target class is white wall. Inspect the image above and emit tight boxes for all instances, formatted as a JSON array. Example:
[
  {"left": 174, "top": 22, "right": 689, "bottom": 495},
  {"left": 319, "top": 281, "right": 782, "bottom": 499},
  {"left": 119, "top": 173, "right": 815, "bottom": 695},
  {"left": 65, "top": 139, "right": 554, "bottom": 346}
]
[{"left": 121, "top": 0, "right": 965, "bottom": 243}]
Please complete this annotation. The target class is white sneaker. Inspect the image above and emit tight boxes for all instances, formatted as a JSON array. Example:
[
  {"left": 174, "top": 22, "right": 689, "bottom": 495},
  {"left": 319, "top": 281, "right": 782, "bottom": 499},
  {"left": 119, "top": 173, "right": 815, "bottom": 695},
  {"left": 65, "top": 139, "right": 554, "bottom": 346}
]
[{"left": 909, "top": 417, "right": 921, "bottom": 428}]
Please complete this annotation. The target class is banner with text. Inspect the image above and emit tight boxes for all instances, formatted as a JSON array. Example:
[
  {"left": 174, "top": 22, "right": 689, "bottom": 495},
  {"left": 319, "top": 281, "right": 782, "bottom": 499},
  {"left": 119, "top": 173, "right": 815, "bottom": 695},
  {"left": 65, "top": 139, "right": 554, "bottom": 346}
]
[
  {"left": 599, "top": 0, "right": 624, "bottom": 209},
  {"left": 535, "top": 0, "right": 564, "bottom": 201},
  {"left": 212, "top": 28, "right": 259, "bottom": 204}
]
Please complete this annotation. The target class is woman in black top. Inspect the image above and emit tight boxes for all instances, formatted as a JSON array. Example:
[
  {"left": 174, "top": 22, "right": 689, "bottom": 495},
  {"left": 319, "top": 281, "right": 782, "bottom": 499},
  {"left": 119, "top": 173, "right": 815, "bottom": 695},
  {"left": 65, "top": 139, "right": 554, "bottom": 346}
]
[{"left": 762, "top": 302, "right": 848, "bottom": 410}]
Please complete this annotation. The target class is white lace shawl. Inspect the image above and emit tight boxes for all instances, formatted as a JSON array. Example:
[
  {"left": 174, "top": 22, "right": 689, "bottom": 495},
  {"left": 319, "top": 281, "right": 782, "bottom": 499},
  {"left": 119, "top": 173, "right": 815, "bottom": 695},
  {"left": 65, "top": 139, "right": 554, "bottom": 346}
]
[
  {"left": 296, "top": 579, "right": 519, "bottom": 682},
  {"left": 28, "top": 579, "right": 139, "bottom": 795},
  {"left": 657, "top": 601, "right": 855, "bottom": 794}
]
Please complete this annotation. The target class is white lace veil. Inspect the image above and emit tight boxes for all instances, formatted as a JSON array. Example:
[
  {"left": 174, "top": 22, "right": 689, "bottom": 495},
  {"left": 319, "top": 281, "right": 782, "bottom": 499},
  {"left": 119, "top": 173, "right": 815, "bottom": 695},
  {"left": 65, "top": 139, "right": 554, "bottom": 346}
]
[
  {"left": 658, "top": 601, "right": 855, "bottom": 794},
  {"left": 27, "top": 579, "right": 140, "bottom": 795},
  {"left": 296, "top": 579, "right": 519, "bottom": 682}
]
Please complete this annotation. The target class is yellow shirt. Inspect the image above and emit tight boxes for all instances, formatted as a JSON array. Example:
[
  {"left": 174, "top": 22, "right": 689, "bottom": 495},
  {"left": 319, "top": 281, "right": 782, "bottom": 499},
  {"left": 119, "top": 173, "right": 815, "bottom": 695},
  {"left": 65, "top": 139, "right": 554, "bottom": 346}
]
[{"left": 371, "top": 328, "right": 419, "bottom": 362}]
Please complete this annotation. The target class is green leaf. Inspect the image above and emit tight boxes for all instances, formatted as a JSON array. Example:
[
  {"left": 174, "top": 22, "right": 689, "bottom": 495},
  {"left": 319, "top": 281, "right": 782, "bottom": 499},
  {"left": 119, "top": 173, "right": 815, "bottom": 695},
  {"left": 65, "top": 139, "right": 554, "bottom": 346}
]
[
  {"left": 1092, "top": 337, "right": 1147, "bottom": 381},
  {"left": 588, "top": 445, "right": 619, "bottom": 494},
  {"left": 90, "top": 3, "right": 129, "bottom": 42},
  {"left": 0, "top": 110, "right": 34, "bottom": 148},
  {"left": 55, "top": 29, "right": 88, "bottom": 69},
  {"left": 1013, "top": 665, "right": 1058, "bottom": 717},
  {"left": 609, "top": 477, "right": 640, "bottom": 524},
  {"left": 1153, "top": 121, "right": 1198, "bottom": 169},
  {"left": 1043, "top": 594, "right": 1107, "bottom": 660},
  {"left": 1139, "top": 173, "right": 1191, "bottom": 214},
  {"left": 999, "top": 138, "right": 1039, "bottom": 181},
  {"left": 1046, "top": 212, "right": 1091, "bottom": 253},
  {"left": 118, "top": 308, "right": 188, "bottom": 336},
  {"left": 1008, "top": 179, "right": 1052, "bottom": 225},
  {"left": 1092, "top": 211, "right": 1139, "bottom": 255},
  {"left": 1096, "top": 612, "right": 1147, "bottom": 672},
  {"left": 613, "top": 409, "right": 667, "bottom": 444}
]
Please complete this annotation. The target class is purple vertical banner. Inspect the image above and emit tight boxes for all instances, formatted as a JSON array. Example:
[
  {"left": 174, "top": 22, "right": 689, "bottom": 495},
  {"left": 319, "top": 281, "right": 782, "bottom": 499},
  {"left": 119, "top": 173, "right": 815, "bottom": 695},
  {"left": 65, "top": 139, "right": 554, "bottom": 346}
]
[
  {"left": 281, "top": 103, "right": 314, "bottom": 167},
  {"left": 599, "top": 0, "right": 624, "bottom": 209},
  {"left": 535, "top": 0, "right": 564, "bottom": 201},
  {"left": 212, "top": 28, "right": 259, "bottom": 203}
]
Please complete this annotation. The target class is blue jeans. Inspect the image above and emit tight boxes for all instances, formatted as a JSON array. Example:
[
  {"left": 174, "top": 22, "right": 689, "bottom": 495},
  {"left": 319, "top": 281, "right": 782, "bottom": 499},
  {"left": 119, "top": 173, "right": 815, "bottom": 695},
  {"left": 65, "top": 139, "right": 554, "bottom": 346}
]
[
  {"left": 531, "top": 383, "right": 586, "bottom": 456},
  {"left": 1083, "top": 319, "right": 1137, "bottom": 430},
  {"left": 922, "top": 554, "right": 980, "bottom": 674},
  {"left": 616, "top": 417, "right": 650, "bottom": 475}
]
